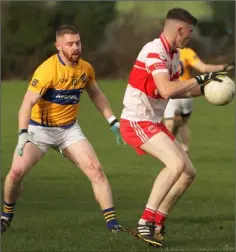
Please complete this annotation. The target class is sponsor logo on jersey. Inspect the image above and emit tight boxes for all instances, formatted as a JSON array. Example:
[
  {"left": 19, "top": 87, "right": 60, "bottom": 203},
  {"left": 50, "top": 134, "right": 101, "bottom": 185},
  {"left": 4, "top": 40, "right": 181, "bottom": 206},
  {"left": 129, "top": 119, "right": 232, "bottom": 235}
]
[{"left": 55, "top": 94, "right": 79, "bottom": 101}]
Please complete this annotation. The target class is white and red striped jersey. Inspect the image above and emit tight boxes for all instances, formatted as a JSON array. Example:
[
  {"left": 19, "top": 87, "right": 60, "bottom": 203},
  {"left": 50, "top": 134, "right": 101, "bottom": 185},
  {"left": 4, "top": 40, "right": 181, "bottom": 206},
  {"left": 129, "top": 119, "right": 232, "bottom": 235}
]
[{"left": 121, "top": 33, "right": 180, "bottom": 123}]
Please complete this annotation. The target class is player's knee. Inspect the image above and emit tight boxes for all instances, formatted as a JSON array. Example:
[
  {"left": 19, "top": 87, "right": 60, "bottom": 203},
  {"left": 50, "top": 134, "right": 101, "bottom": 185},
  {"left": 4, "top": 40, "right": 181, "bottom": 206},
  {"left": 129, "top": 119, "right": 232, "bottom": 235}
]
[
  {"left": 87, "top": 162, "right": 105, "bottom": 184},
  {"left": 170, "top": 157, "right": 186, "bottom": 177},
  {"left": 181, "top": 164, "right": 196, "bottom": 186},
  {"left": 191, "top": 169, "right": 196, "bottom": 181},
  {"left": 9, "top": 166, "right": 26, "bottom": 182},
  {"left": 181, "top": 112, "right": 191, "bottom": 123},
  {"left": 173, "top": 114, "right": 183, "bottom": 127}
]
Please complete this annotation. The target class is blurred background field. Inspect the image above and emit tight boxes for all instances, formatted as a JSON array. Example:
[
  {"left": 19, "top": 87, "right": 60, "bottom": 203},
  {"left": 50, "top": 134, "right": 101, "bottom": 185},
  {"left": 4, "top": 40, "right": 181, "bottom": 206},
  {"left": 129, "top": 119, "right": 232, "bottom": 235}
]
[
  {"left": 2, "top": 1, "right": 235, "bottom": 79},
  {"left": 1, "top": 1, "right": 235, "bottom": 252}
]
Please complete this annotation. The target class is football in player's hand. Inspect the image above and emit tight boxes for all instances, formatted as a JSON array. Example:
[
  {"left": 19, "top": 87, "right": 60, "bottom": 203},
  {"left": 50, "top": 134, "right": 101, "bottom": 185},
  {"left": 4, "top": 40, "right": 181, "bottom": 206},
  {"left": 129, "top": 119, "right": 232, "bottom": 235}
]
[{"left": 204, "top": 75, "right": 235, "bottom": 106}]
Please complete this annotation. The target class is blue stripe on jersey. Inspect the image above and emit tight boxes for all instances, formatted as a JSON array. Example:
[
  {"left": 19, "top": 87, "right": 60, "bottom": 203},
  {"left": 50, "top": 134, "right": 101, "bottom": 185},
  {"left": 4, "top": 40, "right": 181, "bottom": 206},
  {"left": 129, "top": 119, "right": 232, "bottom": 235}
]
[
  {"left": 29, "top": 119, "right": 75, "bottom": 128},
  {"left": 42, "top": 88, "right": 84, "bottom": 105},
  {"left": 57, "top": 53, "right": 66, "bottom": 66}
]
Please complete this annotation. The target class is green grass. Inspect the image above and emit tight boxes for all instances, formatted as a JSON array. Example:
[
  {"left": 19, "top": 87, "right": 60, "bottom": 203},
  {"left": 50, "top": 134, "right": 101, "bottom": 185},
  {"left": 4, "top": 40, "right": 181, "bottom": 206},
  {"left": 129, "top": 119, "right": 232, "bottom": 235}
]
[{"left": 1, "top": 80, "right": 234, "bottom": 252}]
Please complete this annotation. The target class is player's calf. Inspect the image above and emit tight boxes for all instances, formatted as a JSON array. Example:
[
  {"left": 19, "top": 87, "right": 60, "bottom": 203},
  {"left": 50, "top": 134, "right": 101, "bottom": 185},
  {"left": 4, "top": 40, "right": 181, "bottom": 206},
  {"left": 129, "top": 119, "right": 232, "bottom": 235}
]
[
  {"left": 1, "top": 144, "right": 44, "bottom": 234},
  {"left": 64, "top": 142, "right": 125, "bottom": 233},
  {"left": 86, "top": 167, "right": 123, "bottom": 232},
  {"left": 1, "top": 167, "right": 28, "bottom": 230}
]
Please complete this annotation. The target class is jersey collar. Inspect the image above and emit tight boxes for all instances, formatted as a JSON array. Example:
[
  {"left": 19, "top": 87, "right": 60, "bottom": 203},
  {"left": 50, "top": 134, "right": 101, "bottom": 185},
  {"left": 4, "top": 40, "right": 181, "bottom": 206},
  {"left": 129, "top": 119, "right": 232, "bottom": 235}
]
[
  {"left": 57, "top": 53, "right": 80, "bottom": 67},
  {"left": 160, "top": 33, "right": 178, "bottom": 56},
  {"left": 57, "top": 53, "right": 66, "bottom": 65}
]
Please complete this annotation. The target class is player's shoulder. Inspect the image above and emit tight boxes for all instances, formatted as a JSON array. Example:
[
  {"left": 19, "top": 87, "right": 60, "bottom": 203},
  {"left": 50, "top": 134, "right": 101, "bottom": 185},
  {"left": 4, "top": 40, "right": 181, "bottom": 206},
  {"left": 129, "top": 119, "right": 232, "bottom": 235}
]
[
  {"left": 142, "top": 38, "right": 167, "bottom": 56},
  {"left": 35, "top": 54, "right": 57, "bottom": 72},
  {"left": 180, "top": 48, "right": 197, "bottom": 61},
  {"left": 182, "top": 47, "right": 196, "bottom": 55},
  {"left": 79, "top": 58, "right": 94, "bottom": 72}
]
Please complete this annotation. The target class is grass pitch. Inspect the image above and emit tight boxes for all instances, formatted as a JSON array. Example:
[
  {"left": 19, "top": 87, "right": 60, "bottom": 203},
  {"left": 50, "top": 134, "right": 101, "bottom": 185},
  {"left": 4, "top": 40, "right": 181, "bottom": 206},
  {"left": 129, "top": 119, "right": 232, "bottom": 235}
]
[{"left": 1, "top": 80, "right": 234, "bottom": 252}]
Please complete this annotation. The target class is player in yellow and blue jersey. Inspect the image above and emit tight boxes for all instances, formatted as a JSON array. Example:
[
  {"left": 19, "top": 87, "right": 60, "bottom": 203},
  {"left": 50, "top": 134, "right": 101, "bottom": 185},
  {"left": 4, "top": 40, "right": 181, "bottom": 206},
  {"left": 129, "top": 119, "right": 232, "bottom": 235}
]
[
  {"left": 164, "top": 47, "right": 234, "bottom": 153},
  {"left": 1, "top": 25, "right": 125, "bottom": 234},
  {"left": 29, "top": 52, "right": 96, "bottom": 128}
]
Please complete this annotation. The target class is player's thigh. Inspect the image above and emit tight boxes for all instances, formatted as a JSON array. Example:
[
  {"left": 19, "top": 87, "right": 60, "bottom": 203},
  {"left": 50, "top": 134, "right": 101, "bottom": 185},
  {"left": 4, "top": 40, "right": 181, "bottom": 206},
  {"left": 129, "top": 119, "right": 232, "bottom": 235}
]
[
  {"left": 63, "top": 139, "right": 102, "bottom": 177},
  {"left": 140, "top": 132, "right": 185, "bottom": 171},
  {"left": 10, "top": 142, "right": 45, "bottom": 179},
  {"left": 28, "top": 124, "right": 56, "bottom": 152},
  {"left": 174, "top": 140, "right": 196, "bottom": 177},
  {"left": 164, "top": 99, "right": 181, "bottom": 119},
  {"left": 180, "top": 98, "right": 194, "bottom": 122},
  {"left": 59, "top": 122, "right": 87, "bottom": 153}
]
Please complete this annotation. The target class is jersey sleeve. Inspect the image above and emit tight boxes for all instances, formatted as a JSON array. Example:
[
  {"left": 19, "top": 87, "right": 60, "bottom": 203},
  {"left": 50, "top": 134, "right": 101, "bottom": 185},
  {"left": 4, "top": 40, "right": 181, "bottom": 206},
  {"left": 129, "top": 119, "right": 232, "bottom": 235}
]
[
  {"left": 186, "top": 48, "right": 200, "bottom": 67},
  {"left": 145, "top": 48, "right": 169, "bottom": 75},
  {"left": 86, "top": 63, "right": 96, "bottom": 85},
  {"left": 28, "top": 64, "right": 52, "bottom": 96}
]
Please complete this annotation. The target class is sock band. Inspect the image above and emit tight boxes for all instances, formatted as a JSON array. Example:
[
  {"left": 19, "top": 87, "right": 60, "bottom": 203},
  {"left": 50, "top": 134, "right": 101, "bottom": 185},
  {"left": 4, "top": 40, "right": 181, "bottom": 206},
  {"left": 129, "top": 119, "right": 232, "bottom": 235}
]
[
  {"left": 2, "top": 201, "right": 16, "bottom": 220},
  {"left": 102, "top": 207, "right": 119, "bottom": 230},
  {"left": 140, "top": 206, "right": 156, "bottom": 222}
]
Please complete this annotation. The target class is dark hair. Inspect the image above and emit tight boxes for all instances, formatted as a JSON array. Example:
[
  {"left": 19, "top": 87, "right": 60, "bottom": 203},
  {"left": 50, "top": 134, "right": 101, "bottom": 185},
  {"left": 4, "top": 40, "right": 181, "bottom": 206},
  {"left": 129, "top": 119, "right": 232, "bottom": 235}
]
[
  {"left": 56, "top": 24, "right": 79, "bottom": 37},
  {"left": 166, "top": 8, "right": 198, "bottom": 25}
]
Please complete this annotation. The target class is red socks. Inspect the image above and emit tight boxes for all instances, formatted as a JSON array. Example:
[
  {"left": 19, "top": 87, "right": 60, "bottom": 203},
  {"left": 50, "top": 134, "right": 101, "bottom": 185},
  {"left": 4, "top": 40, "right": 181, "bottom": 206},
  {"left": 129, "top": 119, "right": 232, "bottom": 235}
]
[
  {"left": 155, "top": 210, "right": 167, "bottom": 229},
  {"left": 139, "top": 207, "right": 168, "bottom": 228},
  {"left": 140, "top": 207, "right": 156, "bottom": 222}
]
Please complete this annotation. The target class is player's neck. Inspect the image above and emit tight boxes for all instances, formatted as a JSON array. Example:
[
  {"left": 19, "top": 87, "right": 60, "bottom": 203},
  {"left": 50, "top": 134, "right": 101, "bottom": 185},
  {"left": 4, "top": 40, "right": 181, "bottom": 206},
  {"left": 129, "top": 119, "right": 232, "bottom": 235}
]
[{"left": 162, "top": 31, "right": 177, "bottom": 52}]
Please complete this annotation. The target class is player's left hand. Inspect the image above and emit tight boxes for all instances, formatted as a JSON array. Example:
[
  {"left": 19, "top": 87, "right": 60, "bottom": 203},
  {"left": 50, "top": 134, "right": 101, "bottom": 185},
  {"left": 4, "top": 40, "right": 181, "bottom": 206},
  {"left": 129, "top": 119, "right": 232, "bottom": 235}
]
[
  {"left": 110, "top": 122, "right": 126, "bottom": 146},
  {"left": 224, "top": 62, "right": 235, "bottom": 71},
  {"left": 195, "top": 71, "right": 227, "bottom": 85}
]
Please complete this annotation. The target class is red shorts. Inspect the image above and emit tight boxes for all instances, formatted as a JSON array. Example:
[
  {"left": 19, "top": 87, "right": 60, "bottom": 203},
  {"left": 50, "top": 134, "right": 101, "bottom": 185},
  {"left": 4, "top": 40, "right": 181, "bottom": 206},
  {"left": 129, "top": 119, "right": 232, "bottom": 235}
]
[{"left": 120, "top": 119, "right": 175, "bottom": 155}]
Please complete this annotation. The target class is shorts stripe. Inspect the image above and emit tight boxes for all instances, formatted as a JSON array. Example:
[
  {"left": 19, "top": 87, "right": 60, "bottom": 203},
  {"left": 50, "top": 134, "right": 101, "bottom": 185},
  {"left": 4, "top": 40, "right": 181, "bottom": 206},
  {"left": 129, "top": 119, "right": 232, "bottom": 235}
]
[
  {"left": 134, "top": 122, "right": 149, "bottom": 141},
  {"left": 130, "top": 121, "right": 148, "bottom": 142}
]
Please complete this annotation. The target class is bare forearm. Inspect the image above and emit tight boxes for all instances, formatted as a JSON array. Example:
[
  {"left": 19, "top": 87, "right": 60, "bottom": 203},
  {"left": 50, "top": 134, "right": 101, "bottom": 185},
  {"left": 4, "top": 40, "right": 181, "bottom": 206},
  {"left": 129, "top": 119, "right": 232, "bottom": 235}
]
[
  {"left": 90, "top": 92, "right": 114, "bottom": 119},
  {"left": 204, "top": 64, "right": 224, "bottom": 73},
  {"left": 172, "top": 84, "right": 203, "bottom": 98},
  {"left": 18, "top": 104, "right": 32, "bottom": 130},
  {"left": 17, "top": 90, "right": 41, "bottom": 130},
  {"left": 164, "top": 78, "right": 198, "bottom": 98}
]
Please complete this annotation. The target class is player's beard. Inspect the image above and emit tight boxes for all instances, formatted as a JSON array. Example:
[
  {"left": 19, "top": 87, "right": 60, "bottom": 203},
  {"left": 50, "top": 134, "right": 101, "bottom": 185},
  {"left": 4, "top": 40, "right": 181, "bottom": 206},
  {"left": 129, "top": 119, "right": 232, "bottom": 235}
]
[
  {"left": 63, "top": 50, "right": 80, "bottom": 64},
  {"left": 183, "top": 37, "right": 191, "bottom": 47}
]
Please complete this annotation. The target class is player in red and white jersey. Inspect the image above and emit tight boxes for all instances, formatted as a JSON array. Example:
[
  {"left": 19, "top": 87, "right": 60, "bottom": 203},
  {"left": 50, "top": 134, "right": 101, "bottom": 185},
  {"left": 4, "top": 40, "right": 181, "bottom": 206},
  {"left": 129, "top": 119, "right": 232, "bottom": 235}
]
[
  {"left": 121, "top": 33, "right": 180, "bottom": 126},
  {"left": 120, "top": 8, "right": 227, "bottom": 247}
]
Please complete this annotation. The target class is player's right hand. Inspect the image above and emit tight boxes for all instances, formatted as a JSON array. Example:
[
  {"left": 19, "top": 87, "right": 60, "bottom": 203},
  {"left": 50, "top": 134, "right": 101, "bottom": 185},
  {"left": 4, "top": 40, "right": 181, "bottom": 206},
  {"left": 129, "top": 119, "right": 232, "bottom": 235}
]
[
  {"left": 16, "top": 129, "right": 31, "bottom": 156},
  {"left": 195, "top": 71, "right": 227, "bottom": 85}
]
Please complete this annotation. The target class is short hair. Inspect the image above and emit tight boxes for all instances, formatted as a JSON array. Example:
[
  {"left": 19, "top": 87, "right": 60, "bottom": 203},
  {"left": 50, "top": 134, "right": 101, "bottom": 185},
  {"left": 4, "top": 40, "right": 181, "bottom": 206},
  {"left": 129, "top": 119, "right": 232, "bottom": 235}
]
[
  {"left": 56, "top": 24, "right": 79, "bottom": 37},
  {"left": 166, "top": 8, "right": 198, "bottom": 26}
]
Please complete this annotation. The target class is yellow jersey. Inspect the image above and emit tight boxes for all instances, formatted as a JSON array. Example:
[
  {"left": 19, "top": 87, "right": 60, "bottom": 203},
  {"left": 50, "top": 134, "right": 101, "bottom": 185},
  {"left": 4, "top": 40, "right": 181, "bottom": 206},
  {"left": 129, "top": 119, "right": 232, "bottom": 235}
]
[
  {"left": 179, "top": 48, "right": 200, "bottom": 81},
  {"left": 28, "top": 54, "right": 95, "bottom": 128}
]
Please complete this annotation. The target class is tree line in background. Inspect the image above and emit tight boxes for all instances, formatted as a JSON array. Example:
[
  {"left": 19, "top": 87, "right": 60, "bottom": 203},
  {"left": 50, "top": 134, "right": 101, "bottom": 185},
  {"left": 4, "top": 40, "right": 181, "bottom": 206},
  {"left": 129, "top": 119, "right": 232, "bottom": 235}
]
[{"left": 2, "top": 1, "right": 235, "bottom": 80}]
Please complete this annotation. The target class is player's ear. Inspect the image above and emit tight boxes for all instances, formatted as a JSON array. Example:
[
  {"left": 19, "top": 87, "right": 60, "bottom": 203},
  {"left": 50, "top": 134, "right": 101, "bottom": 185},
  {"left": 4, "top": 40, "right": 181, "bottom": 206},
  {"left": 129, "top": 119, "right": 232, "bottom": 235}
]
[
  {"left": 55, "top": 41, "right": 61, "bottom": 51},
  {"left": 177, "top": 26, "right": 184, "bottom": 36}
]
